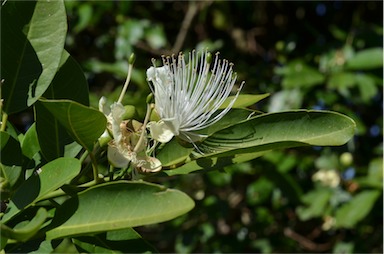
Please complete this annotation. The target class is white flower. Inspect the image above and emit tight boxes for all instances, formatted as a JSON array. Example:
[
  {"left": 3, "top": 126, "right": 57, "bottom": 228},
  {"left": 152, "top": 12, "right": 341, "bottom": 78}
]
[
  {"left": 146, "top": 50, "right": 243, "bottom": 143},
  {"left": 98, "top": 97, "right": 161, "bottom": 172}
]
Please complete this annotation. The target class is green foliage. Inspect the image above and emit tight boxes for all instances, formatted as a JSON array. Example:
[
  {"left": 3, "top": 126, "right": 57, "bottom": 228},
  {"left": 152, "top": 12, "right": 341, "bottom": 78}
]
[{"left": 1, "top": 1, "right": 381, "bottom": 253}]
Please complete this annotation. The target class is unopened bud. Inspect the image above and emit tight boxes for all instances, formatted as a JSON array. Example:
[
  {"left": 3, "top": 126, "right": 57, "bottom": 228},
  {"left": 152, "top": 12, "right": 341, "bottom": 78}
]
[
  {"left": 129, "top": 53, "right": 136, "bottom": 65},
  {"left": 146, "top": 93, "right": 154, "bottom": 104}
]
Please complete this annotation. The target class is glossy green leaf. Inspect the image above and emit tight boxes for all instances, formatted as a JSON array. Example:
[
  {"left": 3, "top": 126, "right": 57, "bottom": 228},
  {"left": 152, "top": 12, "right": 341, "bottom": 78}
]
[
  {"left": 26, "top": 0, "right": 67, "bottom": 107},
  {"left": 2, "top": 158, "right": 81, "bottom": 223},
  {"left": 38, "top": 100, "right": 107, "bottom": 151},
  {"left": 46, "top": 181, "right": 195, "bottom": 239},
  {"left": 35, "top": 50, "right": 89, "bottom": 160},
  {"left": 198, "top": 110, "right": 356, "bottom": 157},
  {"left": 346, "top": 47, "right": 383, "bottom": 70},
  {"left": 1, "top": 208, "right": 47, "bottom": 242},
  {"left": 335, "top": 190, "right": 381, "bottom": 228},
  {"left": 1, "top": 1, "right": 42, "bottom": 114},
  {"left": 219, "top": 94, "right": 270, "bottom": 109}
]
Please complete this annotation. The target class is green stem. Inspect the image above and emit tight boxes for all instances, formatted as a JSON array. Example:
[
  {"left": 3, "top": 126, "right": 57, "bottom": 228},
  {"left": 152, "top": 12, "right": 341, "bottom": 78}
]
[
  {"left": 117, "top": 63, "right": 133, "bottom": 104},
  {"left": 89, "top": 151, "right": 100, "bottom": 183},
  {"left": 133, "top": 103, "right": 154, "bottom": 153},
  {"left": 1, "top": 112, "right": 8, "bottom": 132}
]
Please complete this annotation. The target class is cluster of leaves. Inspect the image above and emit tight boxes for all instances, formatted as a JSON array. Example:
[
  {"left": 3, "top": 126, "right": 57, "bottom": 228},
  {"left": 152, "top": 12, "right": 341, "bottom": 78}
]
[{"left": 0, "top": 1, "right": 381, "bottom": 254}]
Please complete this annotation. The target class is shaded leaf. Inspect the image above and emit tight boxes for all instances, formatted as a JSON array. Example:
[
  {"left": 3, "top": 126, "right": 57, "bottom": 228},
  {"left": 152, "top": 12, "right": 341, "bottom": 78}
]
[
  {"left": 35, "top": 50, "right": 89, "bottom": 160},
  {"left": 46, "top": 181, "right": 195, "bottom": 239},
  {"left": 38, "top": 99, "right": 106, "bottom": 151},
  {"left": 1, "top": 208, "right": 47, "bottom": 242},
  {"left": 73, "top": 228, "right": 157, "bottom": 253},
  {"left": 2, "top": 158, "right": 81, "bottom": 223},
  {"left": 1, "top": 1, "right": 42, "bottom": 114},
  {"left": 25, "top": 0, "right": 67, "bottom": 107}
]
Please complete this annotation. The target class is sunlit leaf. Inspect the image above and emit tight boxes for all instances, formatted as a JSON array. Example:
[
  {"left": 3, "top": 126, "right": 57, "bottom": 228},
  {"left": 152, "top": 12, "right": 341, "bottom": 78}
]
[
  {"left": 219, "top": 94, "right": 269, "bottom": 109},
  {"left": 46, "top": 181, "right": 195, "bottom": 239},
  {"left": 198, "top": 110, "right": 356, "bottom": 157}
]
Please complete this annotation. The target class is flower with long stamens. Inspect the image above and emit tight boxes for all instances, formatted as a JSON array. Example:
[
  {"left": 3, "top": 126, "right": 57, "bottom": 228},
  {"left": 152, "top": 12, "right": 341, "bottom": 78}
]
[{"left": 146, "top": 50, "right": 243, "bottom": 144}]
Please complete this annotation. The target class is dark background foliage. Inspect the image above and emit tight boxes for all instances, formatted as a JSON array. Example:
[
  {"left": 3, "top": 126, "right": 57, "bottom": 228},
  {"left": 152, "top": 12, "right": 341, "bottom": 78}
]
[{"left": 11, "top": 1, "right": 383, "bottom": 253}]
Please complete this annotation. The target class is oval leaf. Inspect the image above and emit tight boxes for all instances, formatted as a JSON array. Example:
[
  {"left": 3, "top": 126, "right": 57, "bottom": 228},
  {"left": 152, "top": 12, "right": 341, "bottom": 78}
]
[
  {"left": 38, "top": 99, "right": 107, "bottom": 151},
  {"left": 46, "top": 181, "right": 195, "bottom": 239},
  {"left": 198, "top": 110, "right": 356, "bottom": 157}
]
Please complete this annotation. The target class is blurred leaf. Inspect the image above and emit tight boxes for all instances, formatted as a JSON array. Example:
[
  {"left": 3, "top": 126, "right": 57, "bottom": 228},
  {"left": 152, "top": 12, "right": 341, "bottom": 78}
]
[
  {"left": 2, "top": 158, "right": 81, "bottom": 223},
  {"left": 355, "top": 73, "right": 378, "bottom": 102},
  {"left": 1, "top": 208, "right": 47, "bottom": 242},
  {"left": 333, "top": 241, "right": 354, "bottom": 254},
  {"left": 276, "top": 61, "right": 325, "bottom": 88},
  {"left": 355, "top": 158, "right": 383, "bottom": 189},
  {"left": 35, "top": 50, "right": 89, "bottom": 160},
  {"left": 38, "top": 99, "right": 106, "bottom": 151},
  {"left": 335, "top": 190, "right": 381, "bottom": 228},
  {"left": 1, "top": 1, "right": 42, "bottom": 114},
  {"left": 46, "top": 181, "right": 195, "bottom": 239},
  {"left": 145, "top": 24, "right": 167, "bottom": 50},
  {"left": 346, "top": 48, "right": 383, "bottom": 70},
  {"left": 296, "top": 188, "right": 333, "bottom": 221},
  {"left": 219, "top": 94, "right": 270, "bottom": 109},
  {"left": 198, "top": 110, "right": 356, "bottom": 157},
  {"left": 327, "top": 72, "right": 356, "bottom": 89},
  {"left": 246, "top": 177, "right": 274, "bottom": 205}
]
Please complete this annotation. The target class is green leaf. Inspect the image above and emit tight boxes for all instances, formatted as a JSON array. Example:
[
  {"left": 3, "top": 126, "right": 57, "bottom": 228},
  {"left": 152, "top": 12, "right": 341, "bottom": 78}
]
[
  {"left": 276, "top": 61, "right": 325, "bottom": 88},
  {"left": 25, "top": 0, "right": 67, "bottom": 107},
  {"left": 346, "top": 48, "right": 383, "bottom": 70},
  {"left": 198, "top": 110, "right": 356, "bottom": 157},
  {"left": 1, "top": 207, "right": 47, "bottom": 242},
  {"left": 156, "top": 139, "right": 194, "bottom": 168},
  {"left": 1, "top": 1, "right": 42, "bottom": 114},
  {"left": 296, "top": 188, "right": 333, "bottom": 221},
  {"left": 1, "top": 131, "right": 23, "bottom": 193},
  {"left": 355, "top": 73, "right": 378, "bottom": 102},
  {"left": 335, "top": 190, "right": 381, "bottom": 228},
  {"left": 21, "top": 123, "right": 40, "bottom": 160},
  {"left": 163, "top": 151, "right": 266, "bottom": 176},
  {"left": 73, "top": 229, "right": 157, "bottom": 253},
  {"left": 2, "top": 158, "right": 81, "bottom": 223},
  {"left": 327, "top": 72, "right": 356, "bottom": 89},
  {"left": 35, "top": 50, "right": 90, "bottom": 160},
  {"left": 219, "top": 94, "right": 270, "bottom": 109},
  {"left": 46, "top": 181, "right": 195, "bottom": 239},
  {"left": 38, "top": 99, "right": 107, "bottom": 151}
]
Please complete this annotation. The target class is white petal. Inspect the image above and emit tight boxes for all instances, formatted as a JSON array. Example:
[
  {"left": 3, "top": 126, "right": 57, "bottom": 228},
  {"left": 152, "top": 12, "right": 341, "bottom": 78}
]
[
  {"left": 110, "top": 102, "right": 125, "bottom": 143},
  {"left": 148, "top": 121, "right": 174, "bottom": 143},
  {"left": 107, "top": 145, "right": 130, "bottom": 168},
  {"left": 137, "top": 156, "right": 162, "bottom": 173}
]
